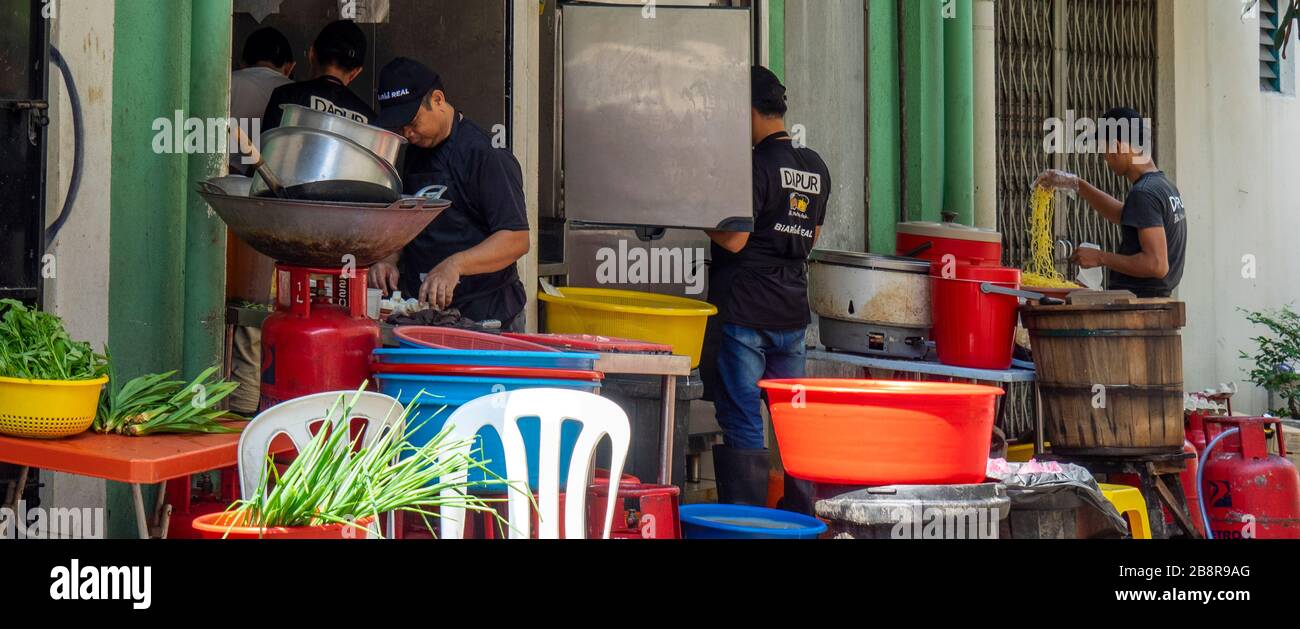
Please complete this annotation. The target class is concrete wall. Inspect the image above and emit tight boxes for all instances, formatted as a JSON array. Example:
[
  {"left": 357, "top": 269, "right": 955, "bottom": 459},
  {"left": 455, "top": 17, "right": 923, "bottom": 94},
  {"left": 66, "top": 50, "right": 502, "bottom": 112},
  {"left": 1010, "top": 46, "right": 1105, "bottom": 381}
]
[
  {"left": 785, "top": 0, "right": 866, "bottom": 253},
  {"left": 39, "top": 0, "right": 117, "bottom": 530},
  {"left": 1169, "top": 0, "right": 1300, "bottom": 413}
]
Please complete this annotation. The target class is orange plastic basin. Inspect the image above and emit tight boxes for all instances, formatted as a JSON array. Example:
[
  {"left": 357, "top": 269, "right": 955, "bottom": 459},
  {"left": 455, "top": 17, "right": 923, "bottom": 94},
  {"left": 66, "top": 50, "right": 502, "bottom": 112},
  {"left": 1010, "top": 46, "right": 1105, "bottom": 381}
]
[
  {"left": 759, "top": 379, "right": 1004, "bottom": 485},
  {"left": 191, "top": 512, "right": 377, "bottom": 539}
]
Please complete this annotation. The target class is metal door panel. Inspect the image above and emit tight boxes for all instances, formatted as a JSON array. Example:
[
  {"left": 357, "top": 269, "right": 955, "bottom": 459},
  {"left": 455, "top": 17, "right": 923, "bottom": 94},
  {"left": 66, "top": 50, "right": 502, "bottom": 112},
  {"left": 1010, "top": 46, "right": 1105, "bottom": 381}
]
[{"left": 562, "top": 3, "right": 752, "bottom": 231}]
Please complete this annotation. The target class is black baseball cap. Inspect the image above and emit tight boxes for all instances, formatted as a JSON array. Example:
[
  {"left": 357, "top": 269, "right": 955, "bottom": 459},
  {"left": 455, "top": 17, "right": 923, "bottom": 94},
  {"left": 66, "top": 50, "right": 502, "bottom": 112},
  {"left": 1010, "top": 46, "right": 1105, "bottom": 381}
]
[
  {"left": 242, "top": 27, "right": 293, "bottom": 67},
  {"left": 752, "top": 65, "right": 788, "bottom": 117},
  {"left": 312, "top": 20, "right": 366, "bottom": 71},
  {"left": 376, "top": 57, "right": 444, "bottom": 130}
]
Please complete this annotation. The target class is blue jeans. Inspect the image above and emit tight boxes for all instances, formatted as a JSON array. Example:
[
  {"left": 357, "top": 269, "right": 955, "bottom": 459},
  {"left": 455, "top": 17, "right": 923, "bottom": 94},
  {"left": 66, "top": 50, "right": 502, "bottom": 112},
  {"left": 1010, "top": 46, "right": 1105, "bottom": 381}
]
[{"left": 713, "top": 323, "right": 807, "bottom": 450}]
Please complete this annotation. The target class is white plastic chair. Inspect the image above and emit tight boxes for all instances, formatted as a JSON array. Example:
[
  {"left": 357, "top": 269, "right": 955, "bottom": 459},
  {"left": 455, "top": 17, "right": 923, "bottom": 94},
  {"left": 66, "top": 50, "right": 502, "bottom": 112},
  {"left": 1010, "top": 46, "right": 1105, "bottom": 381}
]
[
  {"left": 238, "top": 391, "right": 406, "bottom": 536},
  {"left": 437, "top": 388, "right": 631, "bottom": 540}
]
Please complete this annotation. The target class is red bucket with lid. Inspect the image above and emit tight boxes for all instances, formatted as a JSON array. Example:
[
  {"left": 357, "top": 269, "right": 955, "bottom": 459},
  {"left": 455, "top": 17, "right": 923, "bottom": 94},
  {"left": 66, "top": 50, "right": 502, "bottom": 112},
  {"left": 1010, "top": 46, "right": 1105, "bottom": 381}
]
[
  {"left": 931, "top": 264, "right": 1021, "bottom": 370},
  {"left": 896, "top": 221, "right": 1002, "bottom": 266}
]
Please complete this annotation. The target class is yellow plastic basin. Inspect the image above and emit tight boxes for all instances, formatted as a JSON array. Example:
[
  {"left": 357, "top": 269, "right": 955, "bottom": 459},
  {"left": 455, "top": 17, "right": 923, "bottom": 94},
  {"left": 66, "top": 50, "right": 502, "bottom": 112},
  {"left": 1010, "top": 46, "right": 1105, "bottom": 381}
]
[
  {"left": 539, "top": 287, "right": 717, "bottom": 368},
  {"left": 0, "top": 375, "right": 108, "bottom": 439}
]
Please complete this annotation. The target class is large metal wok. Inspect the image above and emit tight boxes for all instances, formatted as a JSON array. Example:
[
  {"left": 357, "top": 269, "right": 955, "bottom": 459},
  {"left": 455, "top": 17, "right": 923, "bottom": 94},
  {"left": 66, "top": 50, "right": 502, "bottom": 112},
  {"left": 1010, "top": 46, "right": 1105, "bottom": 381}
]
[{"left": 198, "top": 181, "right": 450, "bottom": 267}]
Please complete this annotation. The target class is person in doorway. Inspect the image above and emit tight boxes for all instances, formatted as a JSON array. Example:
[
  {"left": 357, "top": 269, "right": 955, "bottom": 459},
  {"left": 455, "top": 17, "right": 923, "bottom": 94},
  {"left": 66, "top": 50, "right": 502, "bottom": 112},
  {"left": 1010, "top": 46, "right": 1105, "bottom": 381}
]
[
  {"left": 226, "top": 26, "right": 295, "bottom": 415},
  {"left": 229, "top": 26, "right": 294, "bottom": 174},
  {"left": 368, "top": 58, "right": 530, "bottom": 330},
  {"left": 1035, "top": 107, "right": 1187, "bottom": 297},
  {"left": 701, "top": 66, "right": 831, "bottom": 511},
  {"left": 261, "top": 19, "right": 375, "bottom": 130}
]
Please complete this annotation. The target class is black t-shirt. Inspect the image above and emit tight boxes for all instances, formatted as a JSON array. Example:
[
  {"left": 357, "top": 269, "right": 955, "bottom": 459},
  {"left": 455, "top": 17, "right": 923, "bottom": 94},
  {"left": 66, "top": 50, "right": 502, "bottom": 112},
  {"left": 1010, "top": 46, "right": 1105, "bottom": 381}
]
[
  {"left": 262, "top": 76, "right": 377, "bottom": 130},
  {"left": 1109, "top": 171, "right": 1187, "bottom": 297},
  {"left": 398, "top": 114, "right": 530, "bottom": 323},
  {"left": 709, "top": 132, "right": 831, "bottom": 329}
]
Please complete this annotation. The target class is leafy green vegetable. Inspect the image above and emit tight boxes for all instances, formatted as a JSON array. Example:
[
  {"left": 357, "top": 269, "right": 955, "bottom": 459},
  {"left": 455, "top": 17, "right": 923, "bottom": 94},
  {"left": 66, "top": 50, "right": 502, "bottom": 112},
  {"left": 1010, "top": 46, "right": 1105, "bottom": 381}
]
[
  {"left": 226, "top": 386, "right": 517, "bottom": 537},
  {"left": 96, "top": 366, "right": 243, "bottom": 436},
  {"left": 0, "top": 299, "right": 108, "bottom": 381}
]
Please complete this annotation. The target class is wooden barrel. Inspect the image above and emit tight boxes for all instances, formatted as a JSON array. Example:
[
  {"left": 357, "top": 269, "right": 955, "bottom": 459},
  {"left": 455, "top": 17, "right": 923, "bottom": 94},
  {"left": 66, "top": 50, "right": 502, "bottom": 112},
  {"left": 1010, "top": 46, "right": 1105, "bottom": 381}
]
[{"left": 1021, "top": 301, "right": 1185, "bottom": 455}]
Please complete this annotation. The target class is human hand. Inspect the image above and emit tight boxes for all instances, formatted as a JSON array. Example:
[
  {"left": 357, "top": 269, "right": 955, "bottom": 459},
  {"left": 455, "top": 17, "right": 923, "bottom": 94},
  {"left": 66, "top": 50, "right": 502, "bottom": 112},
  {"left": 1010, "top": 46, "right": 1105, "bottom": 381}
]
[
  {"left": 1034, "top": 169, "right": 1081, "bottom": 192},
  {"left": 369, "top": 262, "right": 400, "bottom": 294},
  {"left": 420, "top": 258, "right": 462, "bottom": 310},
  {"left": 1070, "top": 246, "right": 1104, "bottom": 269}
]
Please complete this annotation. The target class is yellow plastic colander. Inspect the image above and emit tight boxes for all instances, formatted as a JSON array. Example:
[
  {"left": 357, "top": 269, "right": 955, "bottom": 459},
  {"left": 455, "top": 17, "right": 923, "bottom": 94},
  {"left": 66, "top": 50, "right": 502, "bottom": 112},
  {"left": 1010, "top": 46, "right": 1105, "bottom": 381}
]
[
  {"left": 0, "top": 375, "right": 107, "bottom": 439},
  {"left": 538, "top": 287, "right": 718, "bottom": 368}
]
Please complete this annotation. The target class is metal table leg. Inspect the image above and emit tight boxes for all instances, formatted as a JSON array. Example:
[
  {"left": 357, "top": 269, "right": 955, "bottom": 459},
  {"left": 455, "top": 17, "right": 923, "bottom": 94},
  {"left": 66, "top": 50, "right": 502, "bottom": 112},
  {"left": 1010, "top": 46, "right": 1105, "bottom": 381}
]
[
  {"left": 131, "top": 483, "right": 151, "bottom": 539},
  {"left": 658, "top": 375, "right": 677, "bottom": 486},
  {"left": 5, "top": 466, "right": 29, "bottom": 511},
  {"left": 1034, "top": 385, "right": 1045, "bottom": 456}
]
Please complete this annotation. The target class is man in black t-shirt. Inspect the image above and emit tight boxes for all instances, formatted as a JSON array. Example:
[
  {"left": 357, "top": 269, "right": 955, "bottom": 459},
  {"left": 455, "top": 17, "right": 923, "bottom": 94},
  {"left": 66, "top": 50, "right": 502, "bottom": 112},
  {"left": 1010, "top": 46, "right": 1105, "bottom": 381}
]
[
  {"left": 1036, "top": 107, "right": 1187, "bottom": 297},
  {"left": 261, "top": 20, "right": 375, "bottom": 130},
  {"left": 368, "top": 58, "right": 530, "bottom": 329},
  {"left": 701, "top": 66, "right": 831, "bottom": 507}
]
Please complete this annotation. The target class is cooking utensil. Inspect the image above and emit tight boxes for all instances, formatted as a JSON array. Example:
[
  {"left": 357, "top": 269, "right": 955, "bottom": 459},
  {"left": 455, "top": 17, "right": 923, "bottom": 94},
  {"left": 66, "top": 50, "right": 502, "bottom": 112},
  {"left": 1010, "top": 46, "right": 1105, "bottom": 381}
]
[
  {"left": 980, "top": 282, "right": 1065, "bottom": 306},
  {"left": 249, "top": 127, "right": 403, "bottom": 200},
  {"left": 932, "top": 265, "right": 1022, "bottom": 369},
  {"left": 206, "top": 174, "right": 253, "bottom": 197},
  {"left": 196, "top": 181, "right": 448, "bottom": 267},
  {"left": 233, "top": 124, "right": 286, "bottom": 198},
  {"left": 896, "top": 221, "right": 1002, "bottom": 266},
  {"left": 278, "top": 104, "right": 408, "bottom": 168},
  {"left": 808, "top": 249, "right": 932, "bottom": 358},
  {"left": 256, "top": 180, "right": 400, "bottom": 204}
]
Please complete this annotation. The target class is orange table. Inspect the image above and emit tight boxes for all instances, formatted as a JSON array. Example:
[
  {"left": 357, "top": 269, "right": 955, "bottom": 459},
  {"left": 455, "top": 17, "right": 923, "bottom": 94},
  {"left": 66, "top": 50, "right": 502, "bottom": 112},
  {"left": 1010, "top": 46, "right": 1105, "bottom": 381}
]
[{"left": 0, "top": 423, "right": 259, "bottom": 538}]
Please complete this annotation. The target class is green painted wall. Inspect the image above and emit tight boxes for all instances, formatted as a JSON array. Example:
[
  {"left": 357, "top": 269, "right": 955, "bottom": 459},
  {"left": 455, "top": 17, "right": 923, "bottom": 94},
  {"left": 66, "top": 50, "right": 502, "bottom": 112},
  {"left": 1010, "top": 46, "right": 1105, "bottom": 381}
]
[{"left": 108, "top": 0, "right": 231, "bottom": 538}]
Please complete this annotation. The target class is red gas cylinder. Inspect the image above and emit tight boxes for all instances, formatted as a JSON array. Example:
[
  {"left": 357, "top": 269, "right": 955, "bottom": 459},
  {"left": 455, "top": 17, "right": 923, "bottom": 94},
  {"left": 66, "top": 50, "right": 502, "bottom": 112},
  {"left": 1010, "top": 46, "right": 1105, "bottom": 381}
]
[
  {"left": 1201, "top": 416, "right": 1300, "bottom": 539},
  {"left": 1185, "top": 408, "right": 1210, "bottom": 455},
  {"left": 260, "top": 265, "right": 379, "bottom": 410}
]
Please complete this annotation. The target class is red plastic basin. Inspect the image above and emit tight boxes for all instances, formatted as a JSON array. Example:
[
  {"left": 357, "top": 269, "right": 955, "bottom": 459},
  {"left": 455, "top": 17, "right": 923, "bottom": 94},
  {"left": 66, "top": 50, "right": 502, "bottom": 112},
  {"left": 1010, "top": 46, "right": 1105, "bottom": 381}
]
[{"left": 759, "top": 379, "right": 1003, "bottom": 485}]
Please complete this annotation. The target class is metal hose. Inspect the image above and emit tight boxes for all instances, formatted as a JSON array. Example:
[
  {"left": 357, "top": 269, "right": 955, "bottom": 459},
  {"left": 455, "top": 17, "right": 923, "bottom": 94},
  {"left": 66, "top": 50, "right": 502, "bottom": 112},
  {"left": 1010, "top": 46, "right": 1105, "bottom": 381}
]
[
  {"left": 1196, "top": 427, "right": 1239, "bottom": 540},
  {"left": 45, "top": 45, "right": 83, "bottom": 248}
]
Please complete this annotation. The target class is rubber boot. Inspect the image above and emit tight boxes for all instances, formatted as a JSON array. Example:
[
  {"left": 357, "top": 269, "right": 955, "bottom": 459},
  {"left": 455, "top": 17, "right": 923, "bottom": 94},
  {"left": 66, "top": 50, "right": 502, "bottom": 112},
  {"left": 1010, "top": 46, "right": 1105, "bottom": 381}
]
[
  {"left": 712, "top": 445, "right": 770, "bottom": 506},
  {"left": 778, "top": 474, "right": 818, "bottom": 516}
]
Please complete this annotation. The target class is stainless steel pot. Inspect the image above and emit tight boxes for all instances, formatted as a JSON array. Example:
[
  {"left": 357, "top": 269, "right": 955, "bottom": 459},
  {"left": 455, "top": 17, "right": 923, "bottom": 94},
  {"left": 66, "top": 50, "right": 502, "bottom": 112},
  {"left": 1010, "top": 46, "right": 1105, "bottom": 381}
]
[
  {"left": 249, "top": 127, "right": 403, "bottom": 199},
  {"left": 808, "top": 249, "right": 932, "bottom": 328},
  {"left": 278, "top": 104, "right": 408, "bottom": 168}
]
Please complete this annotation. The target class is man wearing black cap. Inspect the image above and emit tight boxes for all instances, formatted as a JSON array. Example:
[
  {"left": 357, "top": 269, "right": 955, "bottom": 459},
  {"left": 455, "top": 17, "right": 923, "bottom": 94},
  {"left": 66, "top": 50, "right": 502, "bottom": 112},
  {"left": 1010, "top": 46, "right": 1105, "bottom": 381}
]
[
  {"left": 701, "top": 66, "right": 831, "bottom": 511},
  {"left": 368, "top": 57, "right": 530, "bottom": 329},
  {"left": 261, "top": 20, "right": 375, "bottom": 130}
]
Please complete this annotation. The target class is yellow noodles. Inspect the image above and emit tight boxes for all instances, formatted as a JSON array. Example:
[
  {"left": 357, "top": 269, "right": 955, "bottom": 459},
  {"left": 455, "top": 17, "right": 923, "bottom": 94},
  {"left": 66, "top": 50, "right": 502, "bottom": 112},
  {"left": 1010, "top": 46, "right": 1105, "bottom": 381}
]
[{"left": 1022, "top": 186, "right": 1081, "bottom": 289}]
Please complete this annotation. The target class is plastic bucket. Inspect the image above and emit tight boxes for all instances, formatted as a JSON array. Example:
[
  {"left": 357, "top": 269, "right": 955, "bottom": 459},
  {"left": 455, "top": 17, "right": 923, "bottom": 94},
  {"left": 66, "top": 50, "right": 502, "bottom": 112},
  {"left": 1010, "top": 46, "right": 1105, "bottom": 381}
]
[
  {"left": 538, "top": 287, "right": 716, "bottom": 369},
  {"left": 373, "top": 348, "right": 597, "bottom": 370},
  {"left": 373, "top": 374, "right": 600, "bottom": 488},
  {"left": 759, "top": 379, "right": 1004, "bottom": 485},
  {"left": 395, "top": 327, "right": 558, "bottom": 352},
  {"left": 931, "top": 264, "right": 1021, "bottom": 370},
  {"left": 678, "top": 504, "right": 826, "bottom": 539}
]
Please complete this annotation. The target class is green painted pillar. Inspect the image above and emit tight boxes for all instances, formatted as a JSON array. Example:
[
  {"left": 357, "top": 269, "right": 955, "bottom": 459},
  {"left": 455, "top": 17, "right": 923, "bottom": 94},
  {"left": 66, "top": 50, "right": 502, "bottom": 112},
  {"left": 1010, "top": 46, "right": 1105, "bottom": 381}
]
[
  {"left": 866, "top": 0, "right": 901, "bottom": 254},
  {"left": 943, "top": 0, "right": 974, "bottom": 225},
  {"left": 184, "top": 0, "right": 233, "bottom": 377},
  {"left": 900, "top": 0, "right": 944, "bottom": 223},
  {"left": 108, "top": 0, "right": 231, "bottom": 538}
]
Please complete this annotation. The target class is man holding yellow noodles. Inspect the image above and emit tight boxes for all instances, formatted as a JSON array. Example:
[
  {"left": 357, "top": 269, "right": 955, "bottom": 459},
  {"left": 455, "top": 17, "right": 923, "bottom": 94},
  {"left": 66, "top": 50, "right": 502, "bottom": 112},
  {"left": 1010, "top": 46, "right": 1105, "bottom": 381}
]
[{"left": 1035, "top": 107, "right": 1187, "bottom": 298}]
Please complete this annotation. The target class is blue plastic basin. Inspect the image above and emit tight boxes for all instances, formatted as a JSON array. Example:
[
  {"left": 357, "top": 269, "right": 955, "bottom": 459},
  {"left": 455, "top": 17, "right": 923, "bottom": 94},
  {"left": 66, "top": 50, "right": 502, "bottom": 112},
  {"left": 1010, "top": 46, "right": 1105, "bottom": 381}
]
[
  {"left": 679, "top": 504, "right": 827, "bottom": 540},
  {"left": 373, "top": 348, "right": 598, "bottom": 370},
  {"left": 374, "top": 373, "right": 600, "bottom": 489}
]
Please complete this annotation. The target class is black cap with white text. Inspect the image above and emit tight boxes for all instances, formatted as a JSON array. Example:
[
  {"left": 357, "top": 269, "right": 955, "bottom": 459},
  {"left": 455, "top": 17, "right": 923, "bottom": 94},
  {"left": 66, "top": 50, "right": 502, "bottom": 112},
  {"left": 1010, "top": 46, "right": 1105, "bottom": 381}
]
[{"left": 376, "top": 57, "right": 443, "bottom": 130}]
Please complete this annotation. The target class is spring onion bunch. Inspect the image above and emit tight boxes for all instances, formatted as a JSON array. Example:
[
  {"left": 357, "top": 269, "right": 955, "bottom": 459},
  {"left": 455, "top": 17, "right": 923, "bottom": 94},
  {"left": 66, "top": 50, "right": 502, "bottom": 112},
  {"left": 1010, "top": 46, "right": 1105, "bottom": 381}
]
[
  {"left": 96, "top": 366, "right": 242, "bottom": 436},
  {"left": 226, "top": 387, "right": 517, "bottom": 538}
]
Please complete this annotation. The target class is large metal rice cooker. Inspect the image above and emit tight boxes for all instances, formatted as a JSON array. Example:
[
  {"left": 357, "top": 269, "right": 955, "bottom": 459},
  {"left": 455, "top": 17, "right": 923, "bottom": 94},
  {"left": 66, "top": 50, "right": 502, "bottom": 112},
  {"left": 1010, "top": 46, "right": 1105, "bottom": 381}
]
[{"left": 808, "top": 250, "right": 932, "bottom": 358}]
